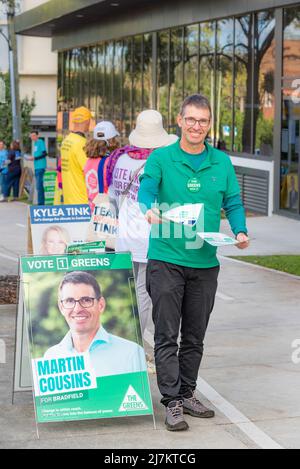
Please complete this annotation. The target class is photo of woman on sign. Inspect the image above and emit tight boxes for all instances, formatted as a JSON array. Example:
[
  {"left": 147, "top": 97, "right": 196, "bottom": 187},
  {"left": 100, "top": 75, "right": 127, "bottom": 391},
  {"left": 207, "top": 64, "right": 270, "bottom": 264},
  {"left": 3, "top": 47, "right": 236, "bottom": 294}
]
[{"left": 40, "top": 226, "right": 70, "bottom": 255}]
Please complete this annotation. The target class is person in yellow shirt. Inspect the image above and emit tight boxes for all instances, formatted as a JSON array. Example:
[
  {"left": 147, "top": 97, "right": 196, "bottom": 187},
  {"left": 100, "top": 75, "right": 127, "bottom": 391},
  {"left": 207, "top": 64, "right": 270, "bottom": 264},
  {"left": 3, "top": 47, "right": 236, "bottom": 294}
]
[{"left": 61, "top": 107, "right": 92, "bottom": 205}]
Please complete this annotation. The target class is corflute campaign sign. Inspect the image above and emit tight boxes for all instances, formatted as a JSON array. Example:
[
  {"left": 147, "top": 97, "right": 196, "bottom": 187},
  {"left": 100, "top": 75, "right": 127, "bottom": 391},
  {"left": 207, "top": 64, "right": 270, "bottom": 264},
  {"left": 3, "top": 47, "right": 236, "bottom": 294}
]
[
  {"left": 29, "top": 205, "right": 91, "bottom": 256},
  {"left": 21, "top": 253, "right": 153, "bottom": 423}
]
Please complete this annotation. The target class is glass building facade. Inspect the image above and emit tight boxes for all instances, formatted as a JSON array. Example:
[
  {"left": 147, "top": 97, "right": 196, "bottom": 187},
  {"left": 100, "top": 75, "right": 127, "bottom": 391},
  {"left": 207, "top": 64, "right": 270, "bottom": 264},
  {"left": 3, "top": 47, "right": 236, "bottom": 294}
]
[
  {"left": 56, "top": 4, "right": 300, "bottom": 217},
  {"left": 281, "top": 7, "right": 300, "bottom": 214},
  {"left": 57, "top": 11, "right": 277, "bottom": 156}
]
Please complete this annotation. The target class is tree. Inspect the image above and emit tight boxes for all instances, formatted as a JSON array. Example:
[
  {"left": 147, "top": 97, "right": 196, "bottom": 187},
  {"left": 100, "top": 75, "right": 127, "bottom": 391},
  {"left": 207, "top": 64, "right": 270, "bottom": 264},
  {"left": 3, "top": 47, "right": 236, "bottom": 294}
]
[
  {"left": 0, "top": 0, "right": 20, "bottom": 13},
  {"left": 0, "top": 73, "right": 35, "bottom": 150}
]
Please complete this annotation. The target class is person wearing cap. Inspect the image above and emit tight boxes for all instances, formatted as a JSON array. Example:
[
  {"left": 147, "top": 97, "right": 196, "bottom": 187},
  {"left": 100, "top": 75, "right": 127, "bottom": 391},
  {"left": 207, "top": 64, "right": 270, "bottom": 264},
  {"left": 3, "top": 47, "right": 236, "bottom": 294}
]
[
  {"left": 138, "top": 94, "right": 250, "bottom": 432},
  {"left": 60, "top": 106, "right": 92, "bottom": 205},
  {"left": 84, "top": 121, "right": 120, "bottom": 212},
  {"left": 108, "top": 110, "right": 178, "bottom": 337}
]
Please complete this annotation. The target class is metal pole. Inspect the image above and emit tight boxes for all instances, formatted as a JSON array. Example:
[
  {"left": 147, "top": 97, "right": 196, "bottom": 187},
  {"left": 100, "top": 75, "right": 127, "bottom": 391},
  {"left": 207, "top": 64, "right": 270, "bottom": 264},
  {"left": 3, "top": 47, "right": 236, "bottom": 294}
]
[
  {"left": 7, "top": 4, "right": 22, "bottom": 144},
  {"left": 9, "top": 48, "right": 18, "bottom": 140}
]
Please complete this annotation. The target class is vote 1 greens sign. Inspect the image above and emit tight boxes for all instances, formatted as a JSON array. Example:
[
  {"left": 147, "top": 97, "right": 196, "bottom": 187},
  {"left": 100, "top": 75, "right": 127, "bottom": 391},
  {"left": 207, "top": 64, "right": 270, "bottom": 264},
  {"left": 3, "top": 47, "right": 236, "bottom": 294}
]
[{"left": 21, "top": 253, "right": 153, "bottom": 424}]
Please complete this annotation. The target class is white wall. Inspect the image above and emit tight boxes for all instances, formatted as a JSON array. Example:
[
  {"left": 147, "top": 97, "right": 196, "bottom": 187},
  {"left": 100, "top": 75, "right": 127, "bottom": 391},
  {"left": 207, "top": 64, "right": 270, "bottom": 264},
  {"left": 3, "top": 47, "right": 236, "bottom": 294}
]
[
  {"left": 19, "top": 36, "right": 57, "bottom": 75},
  {"left": 21, "top": 0, "right": 50, "bottom": 12},
  {"left": 0, "top": 26, "right": 9, "bottom": 72},
  {"left": 0, "top": 7, "right": 8, "bottom": 73},
  {"left": 18, "top": 0, "right": 57, "bottom": 118},
  {"left": 19, "top": 75, "right": 57, "bottom": 116},
  {"left": 230, "top": 156, "right": 274, "bottom": 217}
]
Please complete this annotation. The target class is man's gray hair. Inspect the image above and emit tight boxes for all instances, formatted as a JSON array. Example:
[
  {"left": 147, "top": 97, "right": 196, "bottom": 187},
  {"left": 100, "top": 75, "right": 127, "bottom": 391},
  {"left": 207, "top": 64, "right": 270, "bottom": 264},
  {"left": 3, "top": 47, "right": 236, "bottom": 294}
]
[{"left": 180, "top": 94, "right": 212, "bottom": 117}]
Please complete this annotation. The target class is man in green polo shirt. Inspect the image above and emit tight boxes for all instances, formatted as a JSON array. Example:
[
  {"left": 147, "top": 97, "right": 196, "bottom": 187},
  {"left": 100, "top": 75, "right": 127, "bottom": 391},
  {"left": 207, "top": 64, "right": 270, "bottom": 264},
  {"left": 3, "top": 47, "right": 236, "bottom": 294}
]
[{"left": 138, "top": 94, "right": 249, "bottom": 432}]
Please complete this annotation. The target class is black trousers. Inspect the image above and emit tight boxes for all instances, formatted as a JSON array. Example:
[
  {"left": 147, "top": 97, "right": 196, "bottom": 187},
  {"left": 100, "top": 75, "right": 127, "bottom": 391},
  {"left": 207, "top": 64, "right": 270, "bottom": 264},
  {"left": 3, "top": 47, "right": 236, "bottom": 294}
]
[{"left": 146, "top": 260, "right": 220, "bottom": 407}]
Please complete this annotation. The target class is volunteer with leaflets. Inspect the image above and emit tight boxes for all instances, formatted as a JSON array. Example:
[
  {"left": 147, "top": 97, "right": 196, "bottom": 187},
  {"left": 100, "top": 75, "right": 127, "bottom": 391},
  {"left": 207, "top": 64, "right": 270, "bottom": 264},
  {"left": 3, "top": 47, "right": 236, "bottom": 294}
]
[
  {"left": 138, "top": 94, "right": 250, "bottom": 432},
  {"left": 60, "top": 106, "right": 92, "bottom": 205},
  {"left": 108, "top": 110, "right": 178, "bottom": 335},
  {"left": 84, "top": 121, "right": 120, "bottom": 212}
]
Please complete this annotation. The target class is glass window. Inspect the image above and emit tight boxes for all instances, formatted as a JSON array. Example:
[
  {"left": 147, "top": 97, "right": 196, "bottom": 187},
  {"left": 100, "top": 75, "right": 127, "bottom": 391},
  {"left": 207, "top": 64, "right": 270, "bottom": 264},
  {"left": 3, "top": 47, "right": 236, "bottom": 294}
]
[
  {"left": 157, "top": 31, "right": 170, "bottom": 127},
  {"left": 73, "top": 49, "right": 81, "bottom": 108},
  {"left": 105, "top": 42, "right": 114, "bottom": 121},
  {"left": 234, "top": 15, "right": 253, "bottom": 153},
  {"left": 57, "top": 52, "right": 65, "bottom": 112},
  {"left": 184, "top": 24, "right": 200, "bottom": 97},
  {"left": 96, "top": 44, "right": 105, "bottom": 121},
  {"left": 132, "top": 36, "right": 143, "bottom": 123},
  {"left": 254, "top": 11, "right": 275, "bottom": 157},
  {"left": 143, "top": 33, "right": 153, "bottom": 109},
  {"left": 80, "top": 48, "right": 89, "bottom": 108},
  {"left": 216, "top": 18, "right": 234, "bottom": 151},
  {"left": 200, "top": 22, "right": 216, "bottom": 145},
  {"left": 170, "top": 28, "right": 184, "bottom": 131},
  {"left": 280, "top": 6, "right": 300, "bottom": 213},
  {"left": 48, "top": 137, "right": 57, "bottom": 158},
  {"left": 89, "top": 46, "right": 97, "bottom": 115},
  {"left": 114, "top": 41, "right": 123, "bottom": 134},
  {"left": 77, "top": 49, "right": 84, "bottom": 106},
  {"left": 123, "top": 38, "right": 133, "bottom": 135},
  {"left": 69, "top": 49, "right": 77, "bottom": 110}
]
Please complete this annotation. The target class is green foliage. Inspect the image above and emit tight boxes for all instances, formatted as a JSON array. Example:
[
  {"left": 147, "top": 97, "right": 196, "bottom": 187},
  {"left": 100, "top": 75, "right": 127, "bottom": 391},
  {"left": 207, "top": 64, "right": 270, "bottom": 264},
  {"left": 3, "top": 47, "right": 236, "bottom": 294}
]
[
  {"left": 23, "top": 270, "right": 142, "bottom": 359},
  {"left": 255, "top": 114, "right": 274, "bottom": 146},
  {"left": 0, "top": 73, "right": 35, "bottom": 149}
]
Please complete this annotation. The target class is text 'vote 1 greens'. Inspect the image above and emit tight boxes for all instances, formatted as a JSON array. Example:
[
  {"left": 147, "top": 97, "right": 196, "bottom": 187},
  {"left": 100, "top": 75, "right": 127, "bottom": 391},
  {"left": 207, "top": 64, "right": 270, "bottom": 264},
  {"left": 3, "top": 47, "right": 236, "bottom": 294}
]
[{"left": 21, "top": 252, "right": 153, "bottom": 423}]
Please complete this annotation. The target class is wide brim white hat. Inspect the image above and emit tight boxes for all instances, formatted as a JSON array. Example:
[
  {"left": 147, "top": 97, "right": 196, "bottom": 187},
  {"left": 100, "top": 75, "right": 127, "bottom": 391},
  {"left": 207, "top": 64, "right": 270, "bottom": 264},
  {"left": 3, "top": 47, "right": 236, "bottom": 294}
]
[{"left": 129, "top": 110, "right": 179, "bottom": 148}]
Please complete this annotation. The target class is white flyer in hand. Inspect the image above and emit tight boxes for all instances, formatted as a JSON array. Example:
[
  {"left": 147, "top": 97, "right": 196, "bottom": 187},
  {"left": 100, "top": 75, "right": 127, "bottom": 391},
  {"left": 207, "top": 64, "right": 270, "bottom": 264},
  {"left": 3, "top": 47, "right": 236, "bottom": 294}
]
[
  {"left": 197, "top": 232, "right": 238, "bottom": 247},
  {"left": 163, "top": 204, "right": 203, "bottom": 226}
]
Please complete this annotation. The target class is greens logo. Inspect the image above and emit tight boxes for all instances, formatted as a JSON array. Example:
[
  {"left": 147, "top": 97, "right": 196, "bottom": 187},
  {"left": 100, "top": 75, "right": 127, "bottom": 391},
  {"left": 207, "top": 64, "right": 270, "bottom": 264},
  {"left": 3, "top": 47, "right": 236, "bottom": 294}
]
[
  {"left": 56, "top": 257, "right": 70, "bottom": 270},
  {"left": 119, "top": 386, "right": 148, "bottom": 412}
]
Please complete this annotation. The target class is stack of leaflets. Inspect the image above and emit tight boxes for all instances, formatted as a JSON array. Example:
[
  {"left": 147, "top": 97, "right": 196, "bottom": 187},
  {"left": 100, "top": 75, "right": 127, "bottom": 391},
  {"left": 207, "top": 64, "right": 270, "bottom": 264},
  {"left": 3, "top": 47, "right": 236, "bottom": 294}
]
[
  {"left": 67, "top": 241, "right": 106, "bottom": 254},
  {"left": 197, "top": 232, "right": 238, "bottom": 247}
]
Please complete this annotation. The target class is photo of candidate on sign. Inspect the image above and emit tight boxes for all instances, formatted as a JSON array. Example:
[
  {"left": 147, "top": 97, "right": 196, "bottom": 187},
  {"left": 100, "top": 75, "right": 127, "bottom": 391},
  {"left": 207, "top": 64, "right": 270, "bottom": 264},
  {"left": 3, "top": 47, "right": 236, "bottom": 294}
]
[{"left": 21, "top": 253, "right": 153, "bottom": 424}]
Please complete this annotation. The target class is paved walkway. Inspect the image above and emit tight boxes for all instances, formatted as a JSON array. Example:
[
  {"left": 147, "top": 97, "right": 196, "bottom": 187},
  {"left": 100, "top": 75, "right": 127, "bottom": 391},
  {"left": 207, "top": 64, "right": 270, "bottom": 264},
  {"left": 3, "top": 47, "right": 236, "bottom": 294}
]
[
  {"left": 0, "top": 205, "right": 299, "bottom": 448},
  {"left": 220, "top": 214, "right": 300, "bottom": 257},
  {"left": 0, "top": 202, "right": 28, "bottom": 276}
]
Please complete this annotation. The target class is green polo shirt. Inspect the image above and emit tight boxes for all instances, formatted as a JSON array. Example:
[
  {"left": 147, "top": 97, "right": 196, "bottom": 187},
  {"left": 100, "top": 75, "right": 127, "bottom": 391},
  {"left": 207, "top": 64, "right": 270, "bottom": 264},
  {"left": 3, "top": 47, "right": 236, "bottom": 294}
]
[{"left": 140, "top": 140, "right": 241, "bottom": 269}]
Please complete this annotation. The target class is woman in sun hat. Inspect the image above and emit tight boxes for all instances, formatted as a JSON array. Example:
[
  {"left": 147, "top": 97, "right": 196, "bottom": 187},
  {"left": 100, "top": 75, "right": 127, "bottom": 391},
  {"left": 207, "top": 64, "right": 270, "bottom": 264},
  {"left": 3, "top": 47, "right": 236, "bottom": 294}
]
[{"left": 108, "top": 110, "right": 178, "bottom": 336}]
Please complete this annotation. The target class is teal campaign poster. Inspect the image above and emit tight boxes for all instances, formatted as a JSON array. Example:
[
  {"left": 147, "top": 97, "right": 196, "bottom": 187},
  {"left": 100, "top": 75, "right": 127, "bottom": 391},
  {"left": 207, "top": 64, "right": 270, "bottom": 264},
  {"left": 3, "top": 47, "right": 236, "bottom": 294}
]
[
  {"left": 29, "top": 205, "right": 92, "bottom": 256},
  {"left": 21, "top": 253, "right": 153, "bottom": 424}
]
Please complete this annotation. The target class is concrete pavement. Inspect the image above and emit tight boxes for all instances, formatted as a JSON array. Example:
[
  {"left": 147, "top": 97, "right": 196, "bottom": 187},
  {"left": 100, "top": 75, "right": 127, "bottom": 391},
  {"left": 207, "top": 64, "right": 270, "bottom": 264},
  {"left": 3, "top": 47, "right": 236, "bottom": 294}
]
[
  {"left": 0, "top": 204, "right": 300, "bottom": 448},
  {"left": 0, "top": 202, "right": 28, "bottom": 276},
  {"left": 220, "top": 214, "right": 300, "bottom": 257}
]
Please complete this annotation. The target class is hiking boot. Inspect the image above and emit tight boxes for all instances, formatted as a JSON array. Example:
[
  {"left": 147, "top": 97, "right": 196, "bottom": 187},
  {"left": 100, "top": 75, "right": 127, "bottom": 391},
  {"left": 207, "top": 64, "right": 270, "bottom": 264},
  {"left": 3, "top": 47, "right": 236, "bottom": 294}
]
[
  {"left": 183, "top": 392, "right": 215, "bottom": 418},
  {"left": 165, "top": 400, "right": 189, "bottom": 432}
]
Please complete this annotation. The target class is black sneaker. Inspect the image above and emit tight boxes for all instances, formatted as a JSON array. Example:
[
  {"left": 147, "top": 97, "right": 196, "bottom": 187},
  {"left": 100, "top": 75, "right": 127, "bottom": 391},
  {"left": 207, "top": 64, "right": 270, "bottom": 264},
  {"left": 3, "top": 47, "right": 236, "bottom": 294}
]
[
  {"left": 165, "top": 400, "right": 189, "bottom": 432},
  {"left": 183, "top": 392, "right": 215, "bottom": 418}
]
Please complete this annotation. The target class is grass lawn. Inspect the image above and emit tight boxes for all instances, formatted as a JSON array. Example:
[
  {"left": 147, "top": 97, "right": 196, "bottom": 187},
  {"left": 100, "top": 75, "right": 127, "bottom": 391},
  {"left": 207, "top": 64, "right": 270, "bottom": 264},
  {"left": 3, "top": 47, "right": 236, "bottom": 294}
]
[{"left": 231, "top": 255, "right": 300, "bottom": 277}]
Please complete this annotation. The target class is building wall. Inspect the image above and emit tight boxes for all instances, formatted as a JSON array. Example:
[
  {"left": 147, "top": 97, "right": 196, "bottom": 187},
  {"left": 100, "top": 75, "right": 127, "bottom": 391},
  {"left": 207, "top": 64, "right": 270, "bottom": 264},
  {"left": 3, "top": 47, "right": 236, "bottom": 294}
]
[
  {"left": 19, "top": 75, "right": 57, "bottom": 116},
  {"left": 0, "top": 9, "right": 9, "bottom": 72},
  {"left": 16, "top": 0, "right": 58, "bottom": 155},
  {"left": 18, "top": 0, "right": 57, "bottom": 119}
]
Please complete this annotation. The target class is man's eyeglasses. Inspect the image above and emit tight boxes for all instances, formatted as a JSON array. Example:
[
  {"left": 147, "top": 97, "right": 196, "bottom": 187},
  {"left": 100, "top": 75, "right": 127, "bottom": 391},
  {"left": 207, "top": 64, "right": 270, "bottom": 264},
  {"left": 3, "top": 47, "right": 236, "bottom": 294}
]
[
  {"left": 61, "top": 297, "right": 99, "bottom": 309},
  {"left": 184, "top": 117, "right": 211, "bottom": 128}
]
